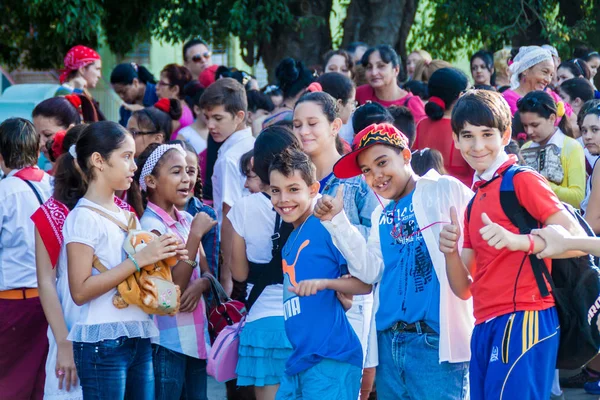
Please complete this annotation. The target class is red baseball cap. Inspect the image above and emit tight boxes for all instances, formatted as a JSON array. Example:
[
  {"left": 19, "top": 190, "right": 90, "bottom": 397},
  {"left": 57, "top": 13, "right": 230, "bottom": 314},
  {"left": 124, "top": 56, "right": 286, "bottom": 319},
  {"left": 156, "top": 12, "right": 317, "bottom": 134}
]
[{"left": 333, "top": 123, "right": 409, "bottom": 179}]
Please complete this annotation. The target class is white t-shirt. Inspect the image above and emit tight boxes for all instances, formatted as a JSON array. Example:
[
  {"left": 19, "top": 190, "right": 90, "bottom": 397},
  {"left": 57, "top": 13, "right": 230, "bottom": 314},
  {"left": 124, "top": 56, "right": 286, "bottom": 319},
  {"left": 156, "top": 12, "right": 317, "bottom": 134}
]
[
  {"left": 178, "top": 125, "right": 207, "bottom": 155},
  {"left": 63, "top": 198, "right": 158, "bottom": 343},
  {"left": 228, "top": 192, "right": 284, "bottom": 323},
  {"left": 0, "top": 171, "right": 52, "bottom": 290},
  {"left": 212, "top": 128, "right": 255, "bottom": 226}
]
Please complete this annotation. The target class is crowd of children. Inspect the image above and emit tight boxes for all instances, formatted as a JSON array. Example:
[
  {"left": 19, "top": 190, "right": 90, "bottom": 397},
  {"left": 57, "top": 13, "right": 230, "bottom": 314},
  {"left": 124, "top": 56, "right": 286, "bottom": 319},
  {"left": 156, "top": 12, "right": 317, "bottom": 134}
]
[{"left": 1, "top": 39, "right": 600, "bottom": 400}]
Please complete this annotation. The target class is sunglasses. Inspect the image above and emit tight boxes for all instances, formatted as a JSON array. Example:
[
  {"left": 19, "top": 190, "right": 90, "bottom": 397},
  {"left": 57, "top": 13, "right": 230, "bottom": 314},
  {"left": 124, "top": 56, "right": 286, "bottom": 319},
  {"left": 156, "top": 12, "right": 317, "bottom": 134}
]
[{"left": 192, "top": 52, "right": 212, "bottom": 62}]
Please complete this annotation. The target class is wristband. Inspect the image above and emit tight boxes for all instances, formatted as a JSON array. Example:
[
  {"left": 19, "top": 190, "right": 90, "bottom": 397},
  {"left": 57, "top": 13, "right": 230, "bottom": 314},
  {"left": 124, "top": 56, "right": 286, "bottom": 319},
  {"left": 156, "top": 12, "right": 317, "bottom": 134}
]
[
  {"left": 128, "top": 253, "right": 140, "bottom": 272},
  {"left": 527, "top": 234, "right": 535, "bottom": 255}
]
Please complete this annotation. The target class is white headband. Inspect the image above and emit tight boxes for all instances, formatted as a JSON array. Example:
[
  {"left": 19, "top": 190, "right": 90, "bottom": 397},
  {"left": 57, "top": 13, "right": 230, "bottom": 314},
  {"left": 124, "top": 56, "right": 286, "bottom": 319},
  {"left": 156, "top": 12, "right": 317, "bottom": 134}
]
[
  {"left": 508, "top": 46, "right": 553, "bottom": 90},
  {"left": 139, "top": 144, "right": 186, "bottom": 192}
]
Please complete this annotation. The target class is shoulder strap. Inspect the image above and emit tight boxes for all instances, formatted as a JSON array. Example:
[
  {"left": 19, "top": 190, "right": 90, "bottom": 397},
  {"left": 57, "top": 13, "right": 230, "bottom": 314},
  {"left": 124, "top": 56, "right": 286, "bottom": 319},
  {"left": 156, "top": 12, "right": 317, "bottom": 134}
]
[
  {"left": 403, "top": 94, "right": 412, "bottom": 107},
  {"left": 80, "top": 205, "right": 129, "bottom": 232},
  {"left": 18, "top": 178, "right": 44, "bottom": 206},
  {"left": 92, "top": 255, "right": 109, "bottom": 273},
  {"left": 246, "top": 213, "right": 292, "bottom": 311},
  {"left": 498, "top": 165, "right": 554, "bottom": 297}
]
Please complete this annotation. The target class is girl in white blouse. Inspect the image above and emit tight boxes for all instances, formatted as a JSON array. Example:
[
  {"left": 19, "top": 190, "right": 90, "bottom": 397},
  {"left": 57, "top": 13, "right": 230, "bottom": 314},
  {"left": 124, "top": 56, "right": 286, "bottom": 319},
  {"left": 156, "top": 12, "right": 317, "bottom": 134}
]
[{"left": 63, "top": 121, "right": 187, "bottom": 399}]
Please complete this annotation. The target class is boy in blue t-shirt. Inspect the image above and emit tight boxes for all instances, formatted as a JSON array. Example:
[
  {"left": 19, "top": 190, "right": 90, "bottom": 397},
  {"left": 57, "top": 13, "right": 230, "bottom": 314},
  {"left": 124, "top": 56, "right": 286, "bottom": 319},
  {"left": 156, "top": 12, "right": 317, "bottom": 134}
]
[{"left": 268, "top": 149, "right": 371, "bottom": 400}]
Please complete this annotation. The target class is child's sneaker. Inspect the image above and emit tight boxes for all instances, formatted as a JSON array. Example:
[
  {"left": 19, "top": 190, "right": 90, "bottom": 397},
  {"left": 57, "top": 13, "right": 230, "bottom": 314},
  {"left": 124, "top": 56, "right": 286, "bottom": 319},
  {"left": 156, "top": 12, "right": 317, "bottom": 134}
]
[
  {"left": 584, "top": 380, "right": 600, "bottom": 394},
  {"left": 560, "top": 368, "right": 600, "bottom": 388}
]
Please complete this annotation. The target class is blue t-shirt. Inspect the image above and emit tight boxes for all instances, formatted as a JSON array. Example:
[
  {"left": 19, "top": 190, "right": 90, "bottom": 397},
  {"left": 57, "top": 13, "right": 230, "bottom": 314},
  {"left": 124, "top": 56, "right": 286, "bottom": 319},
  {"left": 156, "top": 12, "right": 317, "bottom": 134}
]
[
  {"left": 377, "top": 190, "right": 440, "bottom": 332},
  {"left": 282, "top": 215, "right": 363, "bottom": 375},
  {"left": 318, "top": 173, "right": 334, "bottom": 193}
]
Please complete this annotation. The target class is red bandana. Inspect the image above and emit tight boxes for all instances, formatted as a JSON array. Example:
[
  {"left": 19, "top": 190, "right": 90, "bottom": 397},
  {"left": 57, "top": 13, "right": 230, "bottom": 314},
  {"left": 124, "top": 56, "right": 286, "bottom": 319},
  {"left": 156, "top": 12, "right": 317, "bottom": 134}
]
[
  {"left": 31, "top": 196, "right": 136, "bottom": 268},
  {"left": 14, "top": 166, "right": 45, "bottom": 182},
  {"left": 60, "top": 45, "right": 101, "bottom": 84}
]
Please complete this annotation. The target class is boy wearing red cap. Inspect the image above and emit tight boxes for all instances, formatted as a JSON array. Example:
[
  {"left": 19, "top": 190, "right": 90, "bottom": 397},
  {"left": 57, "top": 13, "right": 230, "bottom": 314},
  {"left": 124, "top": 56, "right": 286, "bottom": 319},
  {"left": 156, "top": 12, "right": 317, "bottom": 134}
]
[{"left": 315, "top": 123, "right": 474, "bottom": 399}]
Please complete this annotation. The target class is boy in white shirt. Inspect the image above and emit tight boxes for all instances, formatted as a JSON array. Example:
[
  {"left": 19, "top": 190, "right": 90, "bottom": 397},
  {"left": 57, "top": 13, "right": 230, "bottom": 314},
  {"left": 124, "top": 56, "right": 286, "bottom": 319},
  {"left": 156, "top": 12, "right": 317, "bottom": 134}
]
[
  {"left": 199, "top": 78, "right": 254, "bottom": 294},
  {"left": 0, "top": 118, "right": 52, "bottom": 399}
]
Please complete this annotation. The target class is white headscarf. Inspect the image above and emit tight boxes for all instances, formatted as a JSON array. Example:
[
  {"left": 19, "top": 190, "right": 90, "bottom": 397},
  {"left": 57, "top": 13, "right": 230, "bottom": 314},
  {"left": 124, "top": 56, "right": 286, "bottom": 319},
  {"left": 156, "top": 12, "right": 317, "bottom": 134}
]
[{"left": 508, "top": 46, "right": 553, "bottom": 90}]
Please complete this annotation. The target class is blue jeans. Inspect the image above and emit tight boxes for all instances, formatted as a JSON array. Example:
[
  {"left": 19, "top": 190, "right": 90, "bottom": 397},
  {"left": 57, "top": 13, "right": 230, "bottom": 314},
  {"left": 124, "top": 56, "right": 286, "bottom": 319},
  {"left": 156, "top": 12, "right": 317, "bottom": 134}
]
[
  {"left": 73, "top": 337, "right": 154, "bottom": 400},
  {"left": 152, "top": 344, "right": 208, "bottom": 400},
  {"left": 377, "top": 328, "right": 469, "bottom": 400}
]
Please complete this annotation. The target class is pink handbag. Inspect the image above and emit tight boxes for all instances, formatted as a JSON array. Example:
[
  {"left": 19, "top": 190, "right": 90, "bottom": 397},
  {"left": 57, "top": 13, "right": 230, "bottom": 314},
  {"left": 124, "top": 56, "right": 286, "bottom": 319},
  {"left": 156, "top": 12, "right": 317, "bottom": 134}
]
[{"left": 207, "top": 318, "right": 245, "bottom": 383}]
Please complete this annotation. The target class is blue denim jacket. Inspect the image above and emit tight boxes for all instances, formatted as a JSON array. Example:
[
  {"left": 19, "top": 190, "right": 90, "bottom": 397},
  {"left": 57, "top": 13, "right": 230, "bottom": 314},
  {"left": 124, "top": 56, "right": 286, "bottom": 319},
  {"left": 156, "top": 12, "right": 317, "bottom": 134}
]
[
  {"left": 186, "top": 196, "right": 220, "bottom": 277},
  {"left": 321, "top": 174, "right": 378, "bottom": 239}
]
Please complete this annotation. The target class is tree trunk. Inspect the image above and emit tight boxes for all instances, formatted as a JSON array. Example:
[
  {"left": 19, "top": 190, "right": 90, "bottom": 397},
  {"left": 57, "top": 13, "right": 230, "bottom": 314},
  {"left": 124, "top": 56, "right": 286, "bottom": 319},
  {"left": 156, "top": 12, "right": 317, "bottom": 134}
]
[
  {"left": 341, "top": 0, "right": 418, "bottom": 80},
  {"left": 257, "top": 0, "right": 333, "bottom": 81}
]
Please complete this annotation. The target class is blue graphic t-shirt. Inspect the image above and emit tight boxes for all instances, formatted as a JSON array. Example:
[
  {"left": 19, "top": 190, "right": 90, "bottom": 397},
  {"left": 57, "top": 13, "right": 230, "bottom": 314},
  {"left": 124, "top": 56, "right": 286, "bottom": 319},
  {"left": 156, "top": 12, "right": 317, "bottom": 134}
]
[
  {"left": 377, "top": 190, "right": 440, "bottom": 332},
  {"left": 282, "top": 215, "right": 363, "bottom": 375}
]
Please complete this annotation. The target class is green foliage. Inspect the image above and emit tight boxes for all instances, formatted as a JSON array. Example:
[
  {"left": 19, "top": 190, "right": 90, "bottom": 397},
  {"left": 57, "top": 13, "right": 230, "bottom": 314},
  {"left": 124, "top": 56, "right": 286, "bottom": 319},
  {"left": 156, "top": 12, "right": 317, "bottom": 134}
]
[
  {"left": 409, "top": 0, "right": 597, "bottom": 60},
  {"left": 1, "top": 0, "right": 103, "bottom": 69},
  {"left": 0, "top": 0, "right": 297, "bottom": 69}
]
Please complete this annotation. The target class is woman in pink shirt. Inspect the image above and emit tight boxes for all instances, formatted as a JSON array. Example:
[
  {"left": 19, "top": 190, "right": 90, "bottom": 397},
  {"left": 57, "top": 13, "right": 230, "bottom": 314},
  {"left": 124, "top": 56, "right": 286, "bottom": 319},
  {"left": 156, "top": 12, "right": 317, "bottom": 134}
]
[
  {"left": 502, "top": 46, "right": 571, "bottom": 117},
  {"left": 356, "top": 45, "right": 426, "bottom": 122},
  {"left": 156, "top": 64, "right": 194, "bottom": 139}
]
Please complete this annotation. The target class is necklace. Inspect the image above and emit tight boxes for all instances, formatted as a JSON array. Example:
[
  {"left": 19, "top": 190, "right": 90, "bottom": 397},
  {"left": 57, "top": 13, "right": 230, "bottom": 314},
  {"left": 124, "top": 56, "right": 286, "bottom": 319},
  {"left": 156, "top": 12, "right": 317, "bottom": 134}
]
[{"left": 283, "top": 215, "right": 311, "bottom": 256}]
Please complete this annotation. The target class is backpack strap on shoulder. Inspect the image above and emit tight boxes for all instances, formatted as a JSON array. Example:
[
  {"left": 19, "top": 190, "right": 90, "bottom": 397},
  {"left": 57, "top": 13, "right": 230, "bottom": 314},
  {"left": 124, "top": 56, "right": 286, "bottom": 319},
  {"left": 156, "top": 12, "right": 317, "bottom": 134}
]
[
  {"left": 80, "top": 205, "right": 129, "bottom": 233},
  {"left": 498, "top": 165, "right": 554, "bottom": 297},
  {"left": 92, "top": 255, "right": 109, "bottom": 273}
]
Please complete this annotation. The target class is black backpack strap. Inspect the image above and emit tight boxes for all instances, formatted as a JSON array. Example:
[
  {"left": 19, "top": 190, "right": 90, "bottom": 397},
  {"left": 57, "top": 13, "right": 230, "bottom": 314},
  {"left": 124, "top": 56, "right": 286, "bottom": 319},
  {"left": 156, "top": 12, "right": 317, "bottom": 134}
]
[
  {"left": 19, "top": 178, "right": 44, "bottom": 205},
  {"left": 466, "top": 197, "right": 475, "bottom": 223},
  {"left": 246, "top": 213, "right": 293, "bottom": 310},
  {"left": 498, "top": 165, "right": 554, "bottom": 297}
]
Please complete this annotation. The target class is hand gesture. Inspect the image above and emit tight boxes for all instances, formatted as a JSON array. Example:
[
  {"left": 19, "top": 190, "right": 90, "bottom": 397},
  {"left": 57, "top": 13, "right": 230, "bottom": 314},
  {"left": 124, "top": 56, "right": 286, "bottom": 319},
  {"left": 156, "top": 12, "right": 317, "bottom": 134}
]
[
  {"left": 336, "top": 274, "right": 354, "bottom": 311},
  {"left": 314, "top": 185, "right": 344, "bottom": 221},
  {"left": 191, "top": 212, "right": 217, "bottom": 238},
  {"left": 288, "top": 279, "right": 329, "bottom": 296},
  {"left": 180, "top": 278, "right": 210, "bottom": 313},
  {"left": 439, "top": 206, "right": 461, "bottom": 254},
  {"left": 56, "top": 340, "right": 78, "bottom": 391},
  {"left": 479, "top": 213, "right": 522, "bottom": 251},
  {"left": 532, "top": 225, "right": 568, "bottom": 259},
  {"left": 136, "top": 233, "right": 188, "bottom": 266}
]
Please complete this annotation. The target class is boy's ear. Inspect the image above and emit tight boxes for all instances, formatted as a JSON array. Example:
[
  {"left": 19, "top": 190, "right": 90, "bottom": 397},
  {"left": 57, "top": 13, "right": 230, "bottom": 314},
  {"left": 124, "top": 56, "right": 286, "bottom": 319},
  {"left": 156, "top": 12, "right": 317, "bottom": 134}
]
[
  {"left": 402, "top": 148, "right": 412, "bottom": 164},
  {"left": 501, "top": 128, "right": 512, "bottom": 146},
  {"left": 309, "top": 181, "right": 320, "bottom": 197},
  {"left": 234, "top": 110, "right": 246, "bottom": 126}
]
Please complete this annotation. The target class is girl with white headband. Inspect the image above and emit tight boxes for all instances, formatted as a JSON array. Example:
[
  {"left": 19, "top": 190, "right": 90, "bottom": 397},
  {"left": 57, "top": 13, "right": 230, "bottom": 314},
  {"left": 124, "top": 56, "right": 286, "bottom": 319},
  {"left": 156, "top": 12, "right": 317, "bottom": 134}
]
[
  {"left": 63, "top": 122, "right": 187, "bottom": 399},
  {"left": 127, "top": 142, "right": 217, "bottom": 399},
  {"left": 502, "top": 46, "right": 572, "bottom": 116}
]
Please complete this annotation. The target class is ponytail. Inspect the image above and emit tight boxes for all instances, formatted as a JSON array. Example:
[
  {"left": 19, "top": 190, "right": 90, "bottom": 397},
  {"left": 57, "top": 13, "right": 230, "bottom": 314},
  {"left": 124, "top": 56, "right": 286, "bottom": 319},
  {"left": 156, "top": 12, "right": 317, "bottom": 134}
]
[{"left": 425, "top": 96, "right": 446, "bottom": 120}]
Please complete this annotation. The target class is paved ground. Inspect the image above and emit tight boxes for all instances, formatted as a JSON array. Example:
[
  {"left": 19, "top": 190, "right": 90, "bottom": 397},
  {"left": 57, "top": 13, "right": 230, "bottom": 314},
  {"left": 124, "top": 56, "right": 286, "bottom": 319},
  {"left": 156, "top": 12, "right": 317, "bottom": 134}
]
[
  {"left": 207, "top": 377, "right": 227, "bottom": 400},
  {"left": 206, "top": 377, "right": 598, "bottom": 399}
]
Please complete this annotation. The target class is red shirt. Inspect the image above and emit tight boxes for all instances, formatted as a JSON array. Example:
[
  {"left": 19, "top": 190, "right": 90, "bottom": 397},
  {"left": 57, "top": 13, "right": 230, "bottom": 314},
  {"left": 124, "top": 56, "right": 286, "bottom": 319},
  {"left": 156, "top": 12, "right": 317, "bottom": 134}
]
[
  {"left": 413, "top": 117, "right": 475, "bottom": 187},
  {"left": 463, "top": 159, "right": 564, "bottom": 324},
  {"left": 355, "top": 85, "right": 426, "bottom": 122}
]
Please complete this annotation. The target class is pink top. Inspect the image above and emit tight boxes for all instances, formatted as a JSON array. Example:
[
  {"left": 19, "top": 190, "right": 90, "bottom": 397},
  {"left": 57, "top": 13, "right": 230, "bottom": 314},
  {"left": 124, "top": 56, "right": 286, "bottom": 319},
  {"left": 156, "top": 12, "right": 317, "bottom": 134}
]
[
  {"left": 356, "top": 84, "right": 426, "bottom": 122},
  {"left": 502, "top": 89, "right": 572, "bottom": 117},
  {"left": 171, "top": 104, "right": 195, "bottom": 140}
]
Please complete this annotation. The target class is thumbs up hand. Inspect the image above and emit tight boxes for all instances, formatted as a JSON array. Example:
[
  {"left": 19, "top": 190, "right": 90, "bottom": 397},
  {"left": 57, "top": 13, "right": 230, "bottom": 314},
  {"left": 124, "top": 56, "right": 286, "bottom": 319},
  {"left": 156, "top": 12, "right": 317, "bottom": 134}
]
[
  {"left": 314, "top": 185, "right": 345, "bottom": 221},
  {"left": 479, "top": 212, "right": 523, "bottom": 251},
  {"left": 439, "top": 206, "right": 461, "bottom": 254}
]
